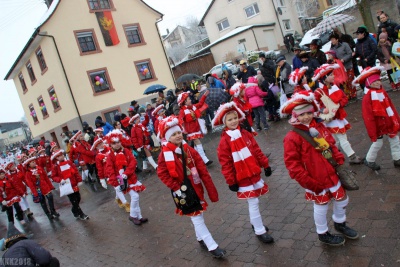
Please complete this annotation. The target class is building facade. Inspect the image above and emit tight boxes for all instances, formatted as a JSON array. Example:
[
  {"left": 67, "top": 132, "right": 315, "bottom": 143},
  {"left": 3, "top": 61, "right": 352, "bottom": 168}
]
[
  {"left": 198, "top": 0, "right": 303, "bottom": 63},
  {"left": 4, "top": 0, "right": 174, "bottom": 144}
]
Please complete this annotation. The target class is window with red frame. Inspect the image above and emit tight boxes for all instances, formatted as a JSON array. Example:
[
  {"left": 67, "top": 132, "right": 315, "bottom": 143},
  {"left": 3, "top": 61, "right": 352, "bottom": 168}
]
[
  {"left": 36, "top": 48, "right": 47, "bottom": 73},
  {"left": 29, "top": 105, "right": 39, "bottom": 123},
  {"left": 135, "top": 61, "right": 154, "bottom": 81},
  {"left": 26, "top": 61, "right": 36, "bottom": 83},
  {"left": 37, "top": 97, "right": 48, "bottom": 117},
  {"left": 18, "top": 73, "right": 27, "bottom": 92},
  {"left": 48, "top": 87, "right": 61, "bottom": 110}
]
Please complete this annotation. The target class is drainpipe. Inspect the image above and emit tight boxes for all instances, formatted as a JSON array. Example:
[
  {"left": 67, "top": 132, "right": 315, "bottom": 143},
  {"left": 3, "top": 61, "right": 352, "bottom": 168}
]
[
  {"left": 155, "top": 17, "right": 177, "bottom": 87},
  {"left": 271, "top": 0, "right": 285, "bottom": 43},
  {"left": 38, "top": 32, "right": 83, "bottom": 126},
  {"left": 251, "top": 28, "right": 260, "bottom": 50}
]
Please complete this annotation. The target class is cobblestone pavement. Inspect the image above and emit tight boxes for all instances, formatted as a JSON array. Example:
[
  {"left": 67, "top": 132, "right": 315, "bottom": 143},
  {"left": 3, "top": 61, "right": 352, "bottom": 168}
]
[{"left": 1, "top": 85, "right": 400, "bottom": 267}]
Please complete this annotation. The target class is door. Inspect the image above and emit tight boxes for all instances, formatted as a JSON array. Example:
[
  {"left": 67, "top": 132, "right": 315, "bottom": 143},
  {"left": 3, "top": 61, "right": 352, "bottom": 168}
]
[
  {"left": 263, "top": 30, "right": 278, "bottom": 51},
  {"left": 50, "top": 131, "right": 59, "bottom": 148}
]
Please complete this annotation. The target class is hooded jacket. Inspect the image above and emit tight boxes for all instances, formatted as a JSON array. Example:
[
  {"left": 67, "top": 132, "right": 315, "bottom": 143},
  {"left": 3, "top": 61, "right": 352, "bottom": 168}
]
[{"left": 244, "top": 77, "right": 267, "bottom": 108}]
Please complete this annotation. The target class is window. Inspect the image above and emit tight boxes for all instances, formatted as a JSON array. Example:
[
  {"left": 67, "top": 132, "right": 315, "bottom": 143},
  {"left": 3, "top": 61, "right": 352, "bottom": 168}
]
[
  {"left": 29, "top": 104, "right": 39, "bottom": 124},
  {"left": 102, "top": 108, "right": 121, "bottom": 125},
  {"left": 244, "top": 3, "right": 260, "bottom": 18},
  {"left": 35, "top": 47, "right": 47, "bottom": 74},
  {"left": 123, "top": 23, "right": 146, "bottom": 47},
  {"left": 74, "top": 29, "right": 102, "bottom": 55},
  {"left": 47, "top": 86, "right": 61, "bottom": 112},
  {"left": 278, "top": 0, "right": 285, "bottom": 6},
  {"left": 283, "top": 19, "right": 292, "bottom": 30},
  {"left": 37, "top": 96, "right": 49, "bottom": 119},
  {"left": 87, "top": 67, "right": 114, "bottom": 95},
  {"left": 134, "top": 59, "right": 157, "bottom": 84},
  {"left": 217, "top": 19, "right": 230, "bottom": 32},
  {"left": 26, "top": 61, "right": 36, "bottom": 84},
  {"left": 18, "top": 73, "right": 27, "bottom": 93},
  {"left": 87, "top": 0, "right": 114, "bottom": 10}
]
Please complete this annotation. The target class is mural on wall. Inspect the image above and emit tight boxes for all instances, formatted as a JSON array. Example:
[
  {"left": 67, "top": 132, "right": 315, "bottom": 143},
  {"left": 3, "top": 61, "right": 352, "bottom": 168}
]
[{"left": 95, "top": 11, "right": 120, "bottom": 46}]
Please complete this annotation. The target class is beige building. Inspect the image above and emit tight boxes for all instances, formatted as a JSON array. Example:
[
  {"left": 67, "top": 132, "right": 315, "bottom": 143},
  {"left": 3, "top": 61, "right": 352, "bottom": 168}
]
[
  {"left": 198, "top": 0, "right": 303, "bottom": 63},
  {"left": 162, "top": 26, "right": 196, "bottom": 49},
  {"left": 4, "top": 0, "right": 174, "bottom": 144}
]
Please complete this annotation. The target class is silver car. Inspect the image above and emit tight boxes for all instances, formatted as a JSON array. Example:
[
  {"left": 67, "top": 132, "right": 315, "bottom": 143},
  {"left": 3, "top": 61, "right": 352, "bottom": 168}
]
[{"left": 203, "top": 62, "right": 238, "bottom": 79}]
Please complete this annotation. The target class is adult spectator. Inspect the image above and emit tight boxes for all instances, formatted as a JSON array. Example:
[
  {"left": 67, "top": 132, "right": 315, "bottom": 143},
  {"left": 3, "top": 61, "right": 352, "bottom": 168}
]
[
  {"left": 376, "top": 10, "right": 384, "bottom": 22},
  {"left": 299, "top": 51, "right": 320, "bottom": 86},
  {"left": 130, "top": 100, "right": 140, "bottom": 114},
  {"left": 206, "top": 75, "right": 225, "bottom": 90},
  {"left": 307, "top": 39, "right": 327, "bottom": 65},
  {"left": 222, "top": 68, "right": 236, "bottom": 90},
  {"left": 245, "top": 76, "right": 269, "bottom": 131},
  {"left": 354, "top": 26, "right": 378, "bottom": 68},
  {"left": 259, "top": 52, "right": 275, "bottom": 85},
  {"left": 377, "top": 32, "right": 399, "bottom": 91},
  {"left": 237, "top": 60, "right": 257, "bottom": 83},
  {"left": 94, "top": 116, "right": 114, "bottom": 135},
  {"left": 200, "top": 86, "right": 230, "bottom": 120},
  {"left": 275, "top": 55, "right": 294, "bottom": 99},
  {"left": 60, "top": 132, "right": 69, "bottom": 151},
  {"left": 145, "top": 102, "right": 156, "bottom": 124},
  {"left": 332, "top": 27, "right": 359, "bottom": 76},
  {"left": 39, "top": 137, "right": 45, "bottom": 147},
  {"left": 292, "top": 46, "right": 303, "bottom": 70},
  {"left": 172, "top": 88, "right": 183, "bottom": 116},
  {"left": 378, "top": 13, "right": 398, "bottom": 43}
]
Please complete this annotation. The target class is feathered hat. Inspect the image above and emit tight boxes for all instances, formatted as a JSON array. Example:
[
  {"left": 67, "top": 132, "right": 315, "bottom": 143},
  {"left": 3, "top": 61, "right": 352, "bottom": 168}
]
[
  {"left": 69, "top": 130, "right": 82, "bottom": 142},
  {"left": 28, "top": 147, "right": 37, "bottom": 157},
  {"left": 151, "top": 104, "right": 165, "bottom": 117},
  {"left": 229, "top": 83, "right": 246, "bottom": 98},
  {"left": 177, "top": 92, "right": 190, "bottom": 106},
  {"left": 36, "top": 146, "right": 45, "bottom": 154},
  {"left": 312, "top": 64, "right": 340, "bottom": 82},
  {"left": 94, "top": 127, "right": 103, "bottom": 133},
  {"left": 22, "top": 157, "right": 37, "bottom": 168},
  {"left": 212, "top": 102, "right": 246, "bottom": 127},
  {"left": 4, "top": 161, "right": 14, "bottom": 170},
  {"left": 91, "top": 138, "right": 104, "bottom": 151},
  {"left": 105, "top": 129, "right": 123, "bottom": 144},
  {"left": 50, "top": 149, "right": 64, "bottom": 161},
  {"left": 289, "top": 67, "right": 309, "bottom": 86},
  {"left": 128, "top": 114, "right": 140, "bottom": 125},
  {"left": 50, "top": 141, "right": 58, "bottom": 153},
  {"left": 279, "top": 91, "right": 319, "bottom": 117},
  {"left": 352, "top": 66, "right": 384, "bottom": 86},
  {"left": 158, "top": 116, "right": 182, "bottom": 141}
]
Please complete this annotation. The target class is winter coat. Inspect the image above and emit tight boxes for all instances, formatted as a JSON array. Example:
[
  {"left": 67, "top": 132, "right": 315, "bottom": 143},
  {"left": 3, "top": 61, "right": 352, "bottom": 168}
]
[
  {"left": 36, "top": 155, "right": 51, "bottom": 173},
  {"left": 130, "top": 115, "right": 151, "bottom": 149},
  {"left": 25, "top": 167, "right": 54, "bottom": 197},
  {"left": 217, "top": 128, "right": 269, "bottom": 187},
  {"left": 278, "top": 62, "right": 295, "bottom": 94},
  {"left": 377, "top": 43, "right": 393, "bottom": 71},
  {"left": 302, "top": 58, "right": 320, "bottom": 81},
  {"left": 283, "top": 120, "right": 345, "bottom": 193},
  {"left": 157, "top": 145, "right": 219, "bottom": 203},
  {"left": 74, "top": 141, "right": 95, "bottom": 164},
  {"left": 51, "top": 160, "right": 82, "bottom": 193},
  {"left": 237, "top": 65, "right": 257, "bottom": 83},
  {"left": 245, "top": 77, "right": 267, "bottom": 108},
  {"left": 293, "top": 56, "right": 302, "bottom": 70},
  {"left": 2, "top": 239, "right": 56, "bottom": 267},
  {"left": 355, "top": 35, "right": 378, "bottom": 68},
  {"left": 309, "top": 49, "right": 327, "bottom": 65},
  {"left": 259, "top": 59, "right": 276, "bottom": 84},
  {"left": 224, "top": 69, "right": 236, "bottom": 90},
  {"left": 95, "top": 147, "right": 110, "bottom": 179},
  {"left": 331, "top": 42, "right": 353, "bottom": 70},
  {"left": 7, "top": 170, "right": 26, "bottom": 196},
  {"left": 378, "top": 19, "right": 399, "bottom": 42},
  {"left": 105, "top": 148, "right": 138, "bottom": 188},
  {"left": 0, "top": 177, "right": 23, "bottom": 206},
  {"left": 362, "top": 88, "right": 400, "bottom": 142},
  {"left": 179, "top": 94, "right": 207, "bottom": 135}
]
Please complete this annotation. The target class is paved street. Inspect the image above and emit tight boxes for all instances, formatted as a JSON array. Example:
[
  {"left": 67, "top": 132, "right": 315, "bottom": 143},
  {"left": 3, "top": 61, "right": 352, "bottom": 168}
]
[{"left": 2, "top": 85, "right": 400, "bottom": 267}]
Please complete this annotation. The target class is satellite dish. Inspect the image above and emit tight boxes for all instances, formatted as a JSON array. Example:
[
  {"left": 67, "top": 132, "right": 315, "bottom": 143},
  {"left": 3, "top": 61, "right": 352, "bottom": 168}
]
[{"left": 277, "top": 7, "right": 282, "bottom": 15}]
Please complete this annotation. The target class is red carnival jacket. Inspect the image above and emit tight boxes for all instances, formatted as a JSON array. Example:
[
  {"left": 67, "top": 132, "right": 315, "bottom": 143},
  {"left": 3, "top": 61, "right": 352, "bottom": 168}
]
[
  {"left": 131, "top": 115, "right": 150, "bottom": 149},
  {"left": 178, "top": 94, "right": 207, "bottom": 134},
  {"left": 51, "top": 160, "right": 82, "bottom": 192},
  {"left": 105, "top": 147, "right": 138, "bottom": 188},
  {"left": 314, "top": 85, "right": 348, "bottom": 120},
  {"left": 1, "top": 177, "right": 23, "bottom": 206},
  {"left": 25, "top": 167, "right": 55, "bottom": 197},
  {"left": 283, "top": 119, "right": 345, "bottom": 193},
  {"left": 217, "top": 128, "right": 269, "bottom": 187},
  {"left": 74, "top": 141, "right": 95, "bottom": 164},
  {"left": 7, "top": 170, "right": 26, "bottom": 196},
  {"left": 95, "top": 146, "right": 110, "bottom": 180}
]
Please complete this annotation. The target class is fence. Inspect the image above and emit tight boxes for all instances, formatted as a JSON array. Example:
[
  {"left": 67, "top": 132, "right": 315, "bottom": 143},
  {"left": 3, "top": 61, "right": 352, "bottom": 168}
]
[{"left": 172, "top": 53, "right": 216, "bottom": 84}]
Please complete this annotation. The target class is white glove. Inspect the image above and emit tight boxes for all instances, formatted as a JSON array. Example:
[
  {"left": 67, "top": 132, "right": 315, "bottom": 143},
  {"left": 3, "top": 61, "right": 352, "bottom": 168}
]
[
  {"left": 100, "top": 179, "right": 108, "bottom": 189},
  {"left": 2, "top": 200, "right": 7, "bottom": 206},
  {"left": 137, "top": 147, "right": 142, "bottom": 152},
  {"left": 121, "top": 174, "right": 127, "bottom": 180},
  {"left": 77, "top": 182, "right": 83, "bottom": 187},
  {"left": 174, "top": 190, "right": 182, "bottom": 197}
]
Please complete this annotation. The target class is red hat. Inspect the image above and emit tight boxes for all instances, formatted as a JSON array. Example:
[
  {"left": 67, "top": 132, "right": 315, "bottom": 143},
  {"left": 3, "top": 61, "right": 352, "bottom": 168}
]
[
  {"left": 352, "top": 66, "right": 384, "bottom": 86},
  {"left": 50, "top": 142, "right": 58, "bottom": 152},
  {"left": 158, "top": 116, "right": 182, "bottom": 141},
  {"left": 128, "top": 114, "right": 140, "bottom": 125},
  {"left": 229, "top": 83, "right": 246, "bottom": 98},
  {"left": 70, "top": 130, "right": 82, "bottom": 142},
  {"left": 4, "top": 161, "right": 14, "bottom": 170},
  {"left": 177, "top": 92, "right": 190, "bottom": 106},
  {"left": 312, "top": 64, "right": 340, "bottom": 82},
  {"left": 105, "top": 129, "right": 123, "bottom": 144},
  {"left": 212, "top": 102, "right": 246, "bottom": 127},
  {"left": 94, "top": 128, "right": 103, "bottom": 133},
  {"left": 152, "top": 104, "right": 165, "bottom": 117},
  {"left": 121, "top": 117, "right": 130, "bottom": 128},
  {"left": 23, "top": 157, "right": 37, "bottom": 167},
  {"left": 289, "top": 67, "right": 309, "bottom": 86},
  {"left": 16, "top": 155, "right": 23, "bottom": 162},
  {"left": 37, "top": 146, "right": 45, "bottom": 154},
  {"left": 279, "top": 91, "right": 319, "bottom": 117},
  {"left": 50, "top": 149, "right": 64, "bottom": 161},
  {"left": 127, "top": 106, "right": 135, "bottom": 112},
  {"left": 28, "top": 148, "right": 37, "bottom": 157},
  {"left": 91, "top": 138, "right": 104, "bottom": 151}
]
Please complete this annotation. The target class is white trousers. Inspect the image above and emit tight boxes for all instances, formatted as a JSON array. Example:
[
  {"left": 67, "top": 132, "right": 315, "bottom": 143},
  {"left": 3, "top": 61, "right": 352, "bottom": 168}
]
[
  {"left": 129, "top": 190, "right": 142, "bottom": 219},
  {"left": 195, "top": 144, "right": 210, "bottom": 163},
  {"left": 247, "top": 198, "right": 266, "bottom": 235},
  {"left": 313, "top": 196, "right": 349, "bottom": 234},
  {"left": 190, "top": 213, "right": 218, "bottom": 251},
  {"left": 114, "top": 188, "right": 127, "bottom": 204},
  {"left": 18, "top": 196, "right": 30, "bottom": 211},
  {"left": 332, "top": 133, "right": 355, "bottom": 158},
  {"left": 366, "top": 136, "right": 400, "bottom": 162}
]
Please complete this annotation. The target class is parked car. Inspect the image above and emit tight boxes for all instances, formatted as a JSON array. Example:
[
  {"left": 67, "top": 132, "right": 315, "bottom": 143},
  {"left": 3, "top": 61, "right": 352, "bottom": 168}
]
[
  {"left": 203, "top": 61, "right": 238, "bottom": 79},
  {"left": 299, "top": 27, "right": 331, "bottom": 50}
]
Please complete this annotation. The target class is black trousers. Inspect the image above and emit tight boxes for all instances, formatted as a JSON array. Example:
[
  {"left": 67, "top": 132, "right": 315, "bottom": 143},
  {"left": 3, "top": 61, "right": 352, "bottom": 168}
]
[
  {"left": 6, "top": 202, "right": 24, "bottom": 223},
  {"left": 67, "top": 191, "right": 84, "bottom": 217},
  {"left": 40, "top": 192, "right": 56, "bottom": 215}
]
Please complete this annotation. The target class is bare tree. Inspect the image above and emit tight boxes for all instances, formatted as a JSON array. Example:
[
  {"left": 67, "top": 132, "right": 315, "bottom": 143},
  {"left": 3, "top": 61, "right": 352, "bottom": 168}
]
[{"left": 357, "top": 0, "right": 375, "bottom": 33}]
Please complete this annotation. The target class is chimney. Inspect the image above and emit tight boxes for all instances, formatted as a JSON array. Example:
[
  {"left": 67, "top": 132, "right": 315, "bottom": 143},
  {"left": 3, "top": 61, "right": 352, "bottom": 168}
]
[
  {"left": 166, "top": 29, "right": 170, "bottom": 34},
  {"left": 44, "top": 0, "right": 53, "bottom": 8}
]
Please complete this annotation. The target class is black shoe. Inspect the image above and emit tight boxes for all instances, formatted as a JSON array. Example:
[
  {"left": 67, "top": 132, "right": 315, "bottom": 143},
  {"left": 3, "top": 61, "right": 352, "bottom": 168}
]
[
  {"left": 198, "top": 240, "right": 207, "bottom": 250},
  {"left": 135, "top": 167, "right": 142, "bottom": 173},
  {"left": 318, "top": 232, "right": 345, "bottom": 246},
  {"left": 46, "top": 213, "right": 54, "bottom": 220},
  {"left": 51, "top": 210, "right": 60, "bottom": 218},
  {"left": 252, "top": 224, "right": 269, "bottom": 232},
  {"left": 79, "top": 214, "right": 89, "bottom": 220},
  {"left": 209, "top": 247, "right": 226, "bottom": 258},
  {"left": 206, "top": 160, "right": 213, "bottom": 166},
  {"left": 334, "top": 222, "right": 359, "bottom": 239},
  {"left": 364, "top": 159, "right": 381, "bottom": 170},
  {"left": 256, "top": 233, "right": 274, "bottom": 243}
]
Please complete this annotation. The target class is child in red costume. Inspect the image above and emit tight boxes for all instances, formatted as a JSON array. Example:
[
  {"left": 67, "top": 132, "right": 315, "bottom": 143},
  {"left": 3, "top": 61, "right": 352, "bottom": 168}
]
[
  {"left": 24, "top": 157, "right": 59, "bottom": 220},
  {"left": 178, "top": 91, "right": 213, "bottom": 165},
  {"left": 289, "top": 66, "right": 312, "bottom": 93},
  {"left": 36, "top": 146, "right": 52, "bottom": 175},
  {"left": 353, "top": 66, "right": 400, "bottom": 170},
  {"left": 1, "top": 168, "right": 25, "bottom": 225},
  {"left": 130, "top": 114, "right": 158, "bottom": 172},
  {"left": 156, "top": 116, "right": 225, "bottom": 258},
  {"left": 152, "top": 104, "right": 166, "bottom": 135},
  {"left": 215, "top": 102, "right": 274, "bottom": 244},
  {"left": 312, "top": 64, "right": 362, "bottom": 164},
  {"left": 105, "top": 130, "right": 148, "bottom": 225},
  {"left": 281, "top": 91, "right": 358, "bottom": 246},
  {"left": 5, "top": 162, "right": 33, "bottom": 218},
  {"left": 73, "top": 131, "right": 97, "bottom": 183}
]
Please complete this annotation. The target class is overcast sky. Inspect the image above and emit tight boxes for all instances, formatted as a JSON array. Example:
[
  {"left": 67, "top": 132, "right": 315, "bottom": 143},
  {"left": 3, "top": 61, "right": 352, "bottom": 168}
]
[{"left": 0, "top": 0, "right": 211, "bottom": 123}]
